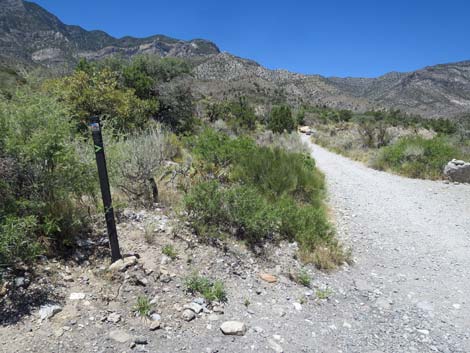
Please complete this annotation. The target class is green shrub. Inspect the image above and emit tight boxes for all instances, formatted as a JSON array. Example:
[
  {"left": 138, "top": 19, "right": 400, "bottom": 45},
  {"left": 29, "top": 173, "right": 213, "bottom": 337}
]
[
  {"left": 184, "top": 128, "right": 344, "bottom": 267},
  {"left": 184, "top": 181, "right": 226, "bottom": 227},
  {"left": 185, "top": 273, "right": 227, "bottom": 302},
  {"left": 373, "top": 136, "right": 458, "bottom": 179},
  {"left": 233, "top": 147, "right": 325, "bottom": 203},
  {"left": 224, "top": 185, "right": 277, "bottom": 244},
  {"left": 296, "top": 269, "right": 311, "bottom": 287},
  {"left": 156, "top": 82, "right": 196, "bottom": 133},
  {"left": 162, "top": 244, "right": 178, "bottom": 260},
  {"left": 189, "top": 129, "right": 255, "bottom": 169},
  {"left": 0, "top": 89, "right": 97, "bottom": 264},
  {"left": 268, "top": 105, "right": 297, "bottom": 133},
  {"left": 275, "top": 197, "right": 332, "bottom": 246},
  {"left": 184, "top": 182, "right": 276, "bottom": 245},
  {"left": 134, "top": 295, "right": 153, "bottom": 317},
  {"left": 227, "top": 96, "right": 257, "bottom": 130},
  {"left": 0, "top": 216, "right": 42, "bottom": 265}
]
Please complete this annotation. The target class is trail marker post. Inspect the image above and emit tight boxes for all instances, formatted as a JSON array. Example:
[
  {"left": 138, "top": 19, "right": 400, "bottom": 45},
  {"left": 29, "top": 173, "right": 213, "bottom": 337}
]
[{"left": 89, "top": 116, "right": 121, "bottom": 262}]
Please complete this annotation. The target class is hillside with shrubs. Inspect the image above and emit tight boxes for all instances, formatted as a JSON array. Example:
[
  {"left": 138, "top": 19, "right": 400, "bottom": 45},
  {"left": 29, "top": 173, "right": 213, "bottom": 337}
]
[
  {"left": 304, "top": 107, "right": 470, "bottom": 179},
  {"left": 0, "top": 55, "right": 349, "bottom": 275}
]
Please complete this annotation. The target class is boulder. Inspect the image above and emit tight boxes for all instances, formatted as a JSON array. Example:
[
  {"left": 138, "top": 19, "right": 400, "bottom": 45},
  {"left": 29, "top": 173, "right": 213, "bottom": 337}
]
[
  {"left": 220, "top": 321, "right": 247, "bottom": 336},
  {"left": 444, "top": 159, "right": 470, "bottom": 183},
  {"left": 108, "top": 256, "right": 138, "bottom": 272}
]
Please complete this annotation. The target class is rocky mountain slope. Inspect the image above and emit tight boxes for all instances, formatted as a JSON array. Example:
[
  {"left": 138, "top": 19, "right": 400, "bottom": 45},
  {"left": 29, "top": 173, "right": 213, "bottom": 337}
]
[
  {"left": 0, "top": 0, "right": 220, "bottom": 69},
  {"left": 1, "top": 0, "right": 470, "bottom": 118},
  {"left": 193, "top": 53, "right": 470, "bottom": 118}
]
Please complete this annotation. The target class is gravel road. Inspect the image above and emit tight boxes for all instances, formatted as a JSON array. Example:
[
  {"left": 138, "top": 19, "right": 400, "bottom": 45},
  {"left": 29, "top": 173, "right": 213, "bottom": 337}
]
[{"left": 300, "top": 136, "right": 470, "bottom": 352}]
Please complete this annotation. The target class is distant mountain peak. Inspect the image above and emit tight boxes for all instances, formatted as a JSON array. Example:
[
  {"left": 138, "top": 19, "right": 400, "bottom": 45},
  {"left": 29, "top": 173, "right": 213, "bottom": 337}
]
[{"left": 0, "top": 0, "right": 219, "bottom": 68}]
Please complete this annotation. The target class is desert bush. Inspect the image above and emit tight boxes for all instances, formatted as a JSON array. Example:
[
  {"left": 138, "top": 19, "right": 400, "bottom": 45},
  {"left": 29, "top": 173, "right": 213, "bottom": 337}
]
[
  {"left": 0, "top": 89, "right": 96, "bottom": 264},
  {"left": 227, "top": 96, "right": 257, "bottom": 130},
  {"left": 108, "top": 125, "right": 181, "bottom": 206},
  {"left": 233, "top": 146, "right": 325, "bottom": 203},
  {"left": 256, "top": 131, "right": 309, "bottom": 154},
  {"left": 185, "top": 129, "right": 339, "bottom": 259},
  {"left": 355, "top": 115, "right": 391, "bottom": 148},
  {"left": 188, "top": 129, "right": 255, "bottom": 179},
  {"left": 223, "top": 185, "right": 277, "bottom": 244},
  {"left": 184, "top": 181, "right": 226, "bottom": 227},
  {"left": 268, "top": 105, "right": 297, "bottom": 133},
  {"left": 372, "top": 136, "right": 458, "bottom": 179},
  {"left": 0, "top": 216, "right": 42, "bottom": 265},
  {"left": 275, "top": 196, "right": 331, "bottom": 244},
  {"left": 184, "top": 182, "right": 277, "bottom": 245}
]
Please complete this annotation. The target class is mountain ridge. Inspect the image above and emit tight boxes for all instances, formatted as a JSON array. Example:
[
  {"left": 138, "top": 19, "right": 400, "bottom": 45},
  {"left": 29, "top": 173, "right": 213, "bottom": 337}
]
[{"left": 1, "top": 0, "right": 469, "bottom": 118}]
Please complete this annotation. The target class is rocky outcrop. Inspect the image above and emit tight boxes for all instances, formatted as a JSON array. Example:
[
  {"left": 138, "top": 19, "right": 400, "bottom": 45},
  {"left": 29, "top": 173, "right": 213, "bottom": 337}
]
[{"left": 444, "top": 159, "right": 470, "bottom": 183}]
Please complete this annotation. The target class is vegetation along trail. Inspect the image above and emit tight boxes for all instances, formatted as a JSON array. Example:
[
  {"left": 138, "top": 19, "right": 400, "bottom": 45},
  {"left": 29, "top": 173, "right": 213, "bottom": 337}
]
[{"left": 301, "top": 134, "right": 470, "bottom": 352}]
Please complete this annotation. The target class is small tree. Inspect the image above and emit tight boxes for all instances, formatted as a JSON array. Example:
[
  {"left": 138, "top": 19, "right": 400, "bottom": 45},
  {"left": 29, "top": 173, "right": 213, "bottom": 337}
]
[
  {"left": 228, "top": 96, "right": 257, "bottom": 130},
  {"left": 268, "top": 105, "right": 296, "bottom": 133},
  {"left": 45, "top": 67, "right": 158, "bottom": 133},
  {"left": 156, "top": 82, "right": 195, "bottom": 133}
]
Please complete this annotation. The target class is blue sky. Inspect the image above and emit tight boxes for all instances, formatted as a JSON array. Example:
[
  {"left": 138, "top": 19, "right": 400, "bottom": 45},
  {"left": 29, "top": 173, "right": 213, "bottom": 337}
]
[{"left": 32, "top": 0, "right": 470, "bottom": 77}]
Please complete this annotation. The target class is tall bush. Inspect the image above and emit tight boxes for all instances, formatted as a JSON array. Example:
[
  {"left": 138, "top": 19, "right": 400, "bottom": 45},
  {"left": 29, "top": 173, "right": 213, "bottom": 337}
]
[
  {"left": 268, "top": 105, "right": 297, "bottom": 133},
  {"left": 0, "top": 89, "right": 96, "bottom": 263}
]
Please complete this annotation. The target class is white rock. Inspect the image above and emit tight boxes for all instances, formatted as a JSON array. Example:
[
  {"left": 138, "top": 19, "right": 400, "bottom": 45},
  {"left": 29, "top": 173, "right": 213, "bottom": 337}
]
[
  {"left": 150, "top": 313, "right": 161, "bottom": 322},
  {"left": 149, "top": 320, "right": 161, "bottom": 331},
  {"left": 69, "top": 292, "right": 86, "bottom": 300},
  {"left": 182, "top": 309, "right": 196, "bottom": 322},
  {"left": 108, "top": 256, "right": 138, "bottom": 272},
  {"left": 293, "top": 302, "right": 302, "bottom": 311},
  {"left": 184, "top": 302, "right": 203, "bottom": 314},
  {"left": 39, "top": 304, "right": 62, "bottom": 320},
  {"left": 220, "top": 321, "right": 247, "bottom": 336},
  {"left": 14, "top": 277, "right": 26, "bottom": 287},
  {"left": 213, "top": 305, "right": 224, "bottom": 314}
]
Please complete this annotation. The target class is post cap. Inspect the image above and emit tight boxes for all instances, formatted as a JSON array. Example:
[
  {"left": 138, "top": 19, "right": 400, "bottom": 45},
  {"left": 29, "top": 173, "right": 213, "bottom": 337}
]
[{"left": 89, "top": 116, "right": 100, "bottom": 132}]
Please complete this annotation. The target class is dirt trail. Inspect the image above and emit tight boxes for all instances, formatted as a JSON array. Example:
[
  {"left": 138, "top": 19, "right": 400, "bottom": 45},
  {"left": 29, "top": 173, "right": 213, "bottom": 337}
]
[{"left": 300, "top": 135, "right": 470, "bottom": 352}]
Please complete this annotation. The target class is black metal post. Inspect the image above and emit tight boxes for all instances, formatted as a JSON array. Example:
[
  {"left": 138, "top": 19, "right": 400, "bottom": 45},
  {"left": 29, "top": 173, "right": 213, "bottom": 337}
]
[{"left": 89, "top": 116, "right": 122, "bottom": 262}]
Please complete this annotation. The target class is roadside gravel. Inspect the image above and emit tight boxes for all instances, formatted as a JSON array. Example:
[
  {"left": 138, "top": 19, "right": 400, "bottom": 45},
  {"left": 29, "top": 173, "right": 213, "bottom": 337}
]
[{"left": 300, "top": 135, "right": 470, "bottom": 352}]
